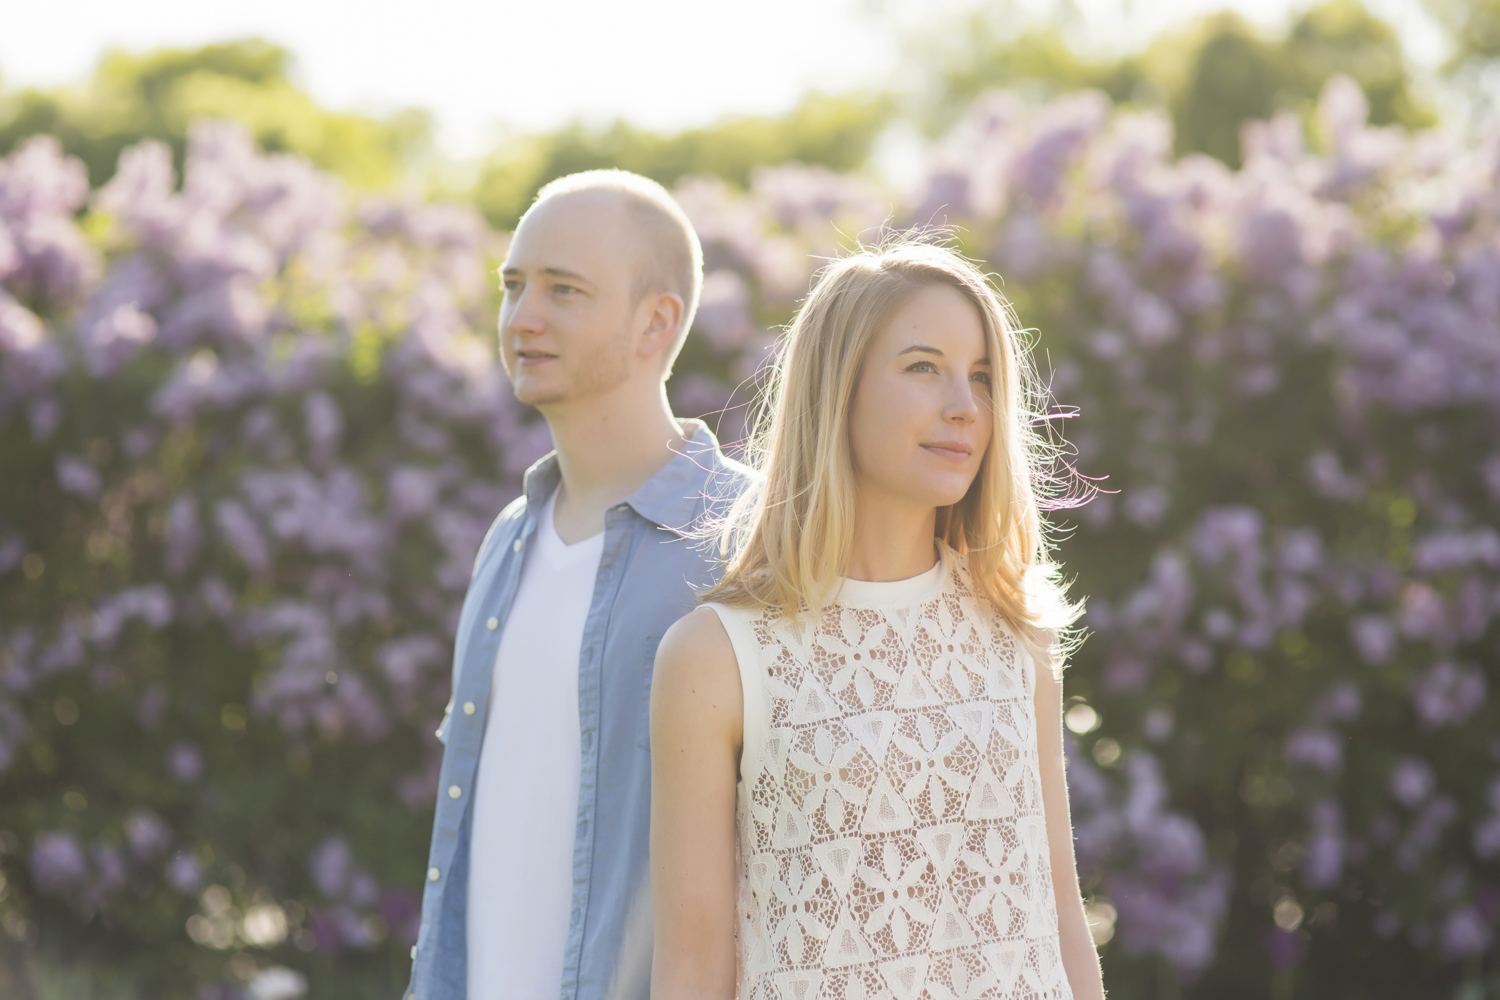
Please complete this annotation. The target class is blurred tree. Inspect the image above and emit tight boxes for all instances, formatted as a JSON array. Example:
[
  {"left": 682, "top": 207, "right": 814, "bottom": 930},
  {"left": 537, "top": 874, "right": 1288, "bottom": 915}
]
[
  {"left": 469, "top": 93, "right": 892, "bottom": 229},
  {"left": 1423, "top": 0, "right": 1500, "bottom": 69},
  {"left": 915, "top": 21, "right": 1153, "bottom": 133},
  {"left": 1422, "top": 0, "right": 1500, "bottom": 121},
  {"left": 0, "top": 38, "right": 430, "bottom": 188},
  {"left": 1164, "top": 14, "right": 1282, "bottom": 166},
  {"left": 911, "top": 0, "right": 1434, "bottom": 167},
  {"left": 1168, "top": 2, "right": 1435, "bottom": 165}
]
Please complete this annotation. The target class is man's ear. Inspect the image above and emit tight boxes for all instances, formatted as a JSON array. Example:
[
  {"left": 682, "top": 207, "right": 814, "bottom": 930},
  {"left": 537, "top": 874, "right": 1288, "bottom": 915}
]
[{"left": 637, "top": 291, "right": 685, "bottom": 360}]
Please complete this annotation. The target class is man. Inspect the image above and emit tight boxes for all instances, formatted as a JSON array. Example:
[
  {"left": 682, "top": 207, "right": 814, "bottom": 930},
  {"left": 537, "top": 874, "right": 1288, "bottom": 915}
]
[{"left": 406, "top": 170, "right": 749, "bottom": 1000}]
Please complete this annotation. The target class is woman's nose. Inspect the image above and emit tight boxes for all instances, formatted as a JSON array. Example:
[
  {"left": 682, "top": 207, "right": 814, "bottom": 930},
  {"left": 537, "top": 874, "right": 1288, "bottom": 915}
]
[{"left": 945, "top": 380, "right": 981, "bottom": 423}]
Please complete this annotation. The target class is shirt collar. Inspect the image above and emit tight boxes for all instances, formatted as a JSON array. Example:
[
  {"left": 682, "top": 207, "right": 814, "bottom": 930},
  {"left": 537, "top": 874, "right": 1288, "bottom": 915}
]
[{"left": 519, "top": 418, "right": 734, "bottom": 532}]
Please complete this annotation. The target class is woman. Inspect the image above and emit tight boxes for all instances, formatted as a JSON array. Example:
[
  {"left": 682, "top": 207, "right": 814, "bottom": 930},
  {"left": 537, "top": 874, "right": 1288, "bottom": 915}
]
[{"left": 649, "top": 239, "right": 1105, "bottom": 1000}]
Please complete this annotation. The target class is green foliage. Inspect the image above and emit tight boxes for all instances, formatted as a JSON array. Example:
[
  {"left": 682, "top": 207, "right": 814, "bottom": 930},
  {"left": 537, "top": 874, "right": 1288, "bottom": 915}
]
[
  {"left": 0, "top": 39, "right": 430, "bottom": 189},
  {"left": 1170, "top": 2, "right": 1435, "bottom": 165},
  {"left": 917, "top": 22, "right": 1153, "bottom": 133},
  {"left": 469, "top": 92, "right": 892, "bottom": 229},
  {"left": 913, "top": 0, "right": 1434, "bottom": 167},
  {"left": 1424, "top": 0, "right": 1500, "bottom": 67}
]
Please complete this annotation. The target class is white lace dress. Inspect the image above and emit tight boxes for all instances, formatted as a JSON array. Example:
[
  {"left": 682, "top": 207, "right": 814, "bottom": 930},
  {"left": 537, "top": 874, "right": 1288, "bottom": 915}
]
[{"left": 705, "top": 545, "right": 1073, "bottom": 1000}]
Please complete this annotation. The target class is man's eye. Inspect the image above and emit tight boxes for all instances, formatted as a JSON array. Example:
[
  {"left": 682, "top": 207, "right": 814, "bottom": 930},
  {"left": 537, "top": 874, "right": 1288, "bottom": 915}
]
[
  {"left": 554, "top": 284, "right": 578, "bottom": 295},
  {"left": 502, "top": 280, "right": 521, "bottom": 294}
]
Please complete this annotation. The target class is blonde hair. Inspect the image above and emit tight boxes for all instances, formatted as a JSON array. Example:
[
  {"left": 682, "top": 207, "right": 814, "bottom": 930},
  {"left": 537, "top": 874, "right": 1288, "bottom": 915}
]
[
  {"left": 528, "top": 169, "right": 703, "bottom": 374},
  {"left": 703, "top": 236, "right": 1080, "bottom": 656}
]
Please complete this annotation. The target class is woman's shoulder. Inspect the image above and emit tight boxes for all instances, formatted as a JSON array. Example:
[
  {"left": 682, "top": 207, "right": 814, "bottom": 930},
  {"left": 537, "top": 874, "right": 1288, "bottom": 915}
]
[
  {"left": 652, "top": 607, "right": 743, "bottom": 736},
  {"left": 655, "top": 606, "right": 750, "bottom": 693}
]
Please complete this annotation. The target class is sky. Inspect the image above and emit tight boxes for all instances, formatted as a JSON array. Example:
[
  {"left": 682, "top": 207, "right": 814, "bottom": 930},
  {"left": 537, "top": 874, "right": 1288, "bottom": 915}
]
[{"left": 0, "top": 0, "right": 1449, "bottom": 156}]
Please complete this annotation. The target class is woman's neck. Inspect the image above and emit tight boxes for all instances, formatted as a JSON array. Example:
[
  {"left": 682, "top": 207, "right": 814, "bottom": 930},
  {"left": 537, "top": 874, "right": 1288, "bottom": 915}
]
[{"left": 845, "top": 490, "right": 939, "bottom": 582}]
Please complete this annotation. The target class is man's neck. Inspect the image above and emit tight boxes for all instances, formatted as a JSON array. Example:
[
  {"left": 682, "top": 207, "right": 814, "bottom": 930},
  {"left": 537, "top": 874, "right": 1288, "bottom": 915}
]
[{"left": 542, "top": 381, "right": 687, "bottom": 545}]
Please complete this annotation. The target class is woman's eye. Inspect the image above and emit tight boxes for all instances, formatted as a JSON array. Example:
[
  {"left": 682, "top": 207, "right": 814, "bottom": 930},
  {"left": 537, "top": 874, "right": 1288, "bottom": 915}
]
[
  {"left": 971, "top": 370, "right": 992, "bottom": 386},
  {"left": 905, "top": 360, "right": 937, "bottom": 373},
  {"left": 502, "top": 280, "right": 522, "bottom": 294},
  {"left": 554, "top": 284, "right": 578, "bottom": 296}
]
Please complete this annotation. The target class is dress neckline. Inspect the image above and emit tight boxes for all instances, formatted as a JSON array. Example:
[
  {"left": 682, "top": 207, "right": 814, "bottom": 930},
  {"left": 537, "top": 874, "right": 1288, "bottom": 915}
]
[{"left": 833, "top": 545, "right": 947, "bottom": 608}]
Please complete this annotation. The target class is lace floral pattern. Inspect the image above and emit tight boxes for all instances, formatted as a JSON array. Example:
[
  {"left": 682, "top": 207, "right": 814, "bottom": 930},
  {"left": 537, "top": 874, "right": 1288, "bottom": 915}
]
[{"left": 732, "top": 550, "right": 1072, "bottom": 1000}]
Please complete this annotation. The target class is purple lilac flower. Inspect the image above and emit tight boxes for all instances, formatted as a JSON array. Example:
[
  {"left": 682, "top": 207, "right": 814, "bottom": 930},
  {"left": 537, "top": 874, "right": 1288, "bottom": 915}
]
[
  {"left": 55, "top": 455, "right": 100, "bottom": 498},
  {"left": 125, "top": 809, "right": 172, "bottom": 860},
  {"left": 1350, "top": 614, "right": 1396, "bottom": 665},
  {"left": 1440, "top": 907, "right": 1493, "bottom": 958},
  {"left": 93, "top": 585, "right": 173, "bottom": 646},
  {"left": 215, "top": 500, "right": 270, "bottom": 573},
  {"left": 166, "top": 741, "right": 204, "bottom": 782},
  {"left": 166, "top": 851, "right": 201, "bottom": 894},
  {"left": 92, "top": 843, "right": 127, "bottom": 891},
  {"left": 309, "top": 836, "right": 352, "bottom": 898},
  {"left": 1314, "top": 681, "right": 1362, "bottom": 723},
  {"left": 693, "top": 269, "right": 756, "bottom": 352},
  {"left": 162, "top": 494, "right": 202, "bottom": 575},
  {"left": 1413, "top": 529, "right": 1500, "bottom": 573},
  {"left": 1411, "top": 661, "right": 1486, "bottom": 728},
  {"left": 1303, "top": 799, "right": 1344, "bottom": 888},
  {"left": 1391, "top": 757, "right": 1436, "bottom": 807},
  {"left": 31, "top": 832, "right": 87, "bottom": 893},
  {"left": 302, "top": 391, "right": 343, "bottom": 465},
  {"left": 136, "top": 683, "right": 167, "bottom": 729},
  {"left": 1285, "top": 729, "right": 1344, "bottom": 774},
  {"left": 83, "top": 303, "right": 157, "bottom": 377}
]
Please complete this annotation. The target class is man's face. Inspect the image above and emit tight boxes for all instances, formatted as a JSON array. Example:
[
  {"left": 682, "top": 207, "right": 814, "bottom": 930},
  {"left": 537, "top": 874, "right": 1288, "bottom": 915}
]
[{"left": 498, "top": 192, "right": 641, "bottom": 408}]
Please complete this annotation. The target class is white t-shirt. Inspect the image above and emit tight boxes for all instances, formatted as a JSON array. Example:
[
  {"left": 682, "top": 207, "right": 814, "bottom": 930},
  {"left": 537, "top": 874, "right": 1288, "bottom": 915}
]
[{"left": 467, "top": 489, "right": 604, "bottom": 1000}]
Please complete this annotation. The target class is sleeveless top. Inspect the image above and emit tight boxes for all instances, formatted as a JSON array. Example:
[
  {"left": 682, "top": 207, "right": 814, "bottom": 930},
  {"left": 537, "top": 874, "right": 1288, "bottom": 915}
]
[{"left": 705, "top": 544, "right": 1073, "bottom": 1000}]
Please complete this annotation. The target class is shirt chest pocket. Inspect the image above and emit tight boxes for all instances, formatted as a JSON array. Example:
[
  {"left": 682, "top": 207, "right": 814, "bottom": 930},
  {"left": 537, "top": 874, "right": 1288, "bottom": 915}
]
[{"left": 639, "top": 634, "right": 665, "bottom": 752}]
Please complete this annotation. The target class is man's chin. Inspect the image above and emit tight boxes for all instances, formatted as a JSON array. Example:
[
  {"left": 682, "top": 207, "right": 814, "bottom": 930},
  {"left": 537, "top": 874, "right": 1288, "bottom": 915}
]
[{"left": 510, "top": 381, "right": 568, "bottom": 408}]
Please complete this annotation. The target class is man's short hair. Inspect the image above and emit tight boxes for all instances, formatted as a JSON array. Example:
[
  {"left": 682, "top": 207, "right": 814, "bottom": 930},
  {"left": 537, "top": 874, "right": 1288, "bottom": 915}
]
[{"left": 529, "top": 169, "right": 703, "bottom": 374}]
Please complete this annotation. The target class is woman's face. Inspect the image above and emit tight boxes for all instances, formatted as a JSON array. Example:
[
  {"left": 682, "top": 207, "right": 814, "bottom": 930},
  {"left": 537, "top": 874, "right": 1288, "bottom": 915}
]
[{"left": 848, "top": 283, "right": 994, "bottom": 514}]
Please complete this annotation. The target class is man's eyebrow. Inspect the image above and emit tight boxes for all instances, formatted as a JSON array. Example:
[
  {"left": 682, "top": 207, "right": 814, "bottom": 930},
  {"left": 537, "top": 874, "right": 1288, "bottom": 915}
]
[{"left": 498, "top": 265, "right": 593, "bottom": 284}]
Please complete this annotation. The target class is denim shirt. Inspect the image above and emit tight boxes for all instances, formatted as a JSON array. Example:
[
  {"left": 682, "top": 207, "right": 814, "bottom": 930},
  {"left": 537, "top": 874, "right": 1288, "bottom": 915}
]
[{"left": 406, "top": 420, "right": 750, "bottom": 1000}]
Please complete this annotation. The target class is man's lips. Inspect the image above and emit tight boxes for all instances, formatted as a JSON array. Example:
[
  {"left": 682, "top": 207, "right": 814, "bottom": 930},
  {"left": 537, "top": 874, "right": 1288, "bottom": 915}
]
[{"left": 921, "top": 442, "right": 973, "bottom": 461}]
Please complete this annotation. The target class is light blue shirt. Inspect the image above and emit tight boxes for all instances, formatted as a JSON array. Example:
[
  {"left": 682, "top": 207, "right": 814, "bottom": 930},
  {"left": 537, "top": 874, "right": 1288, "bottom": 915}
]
[{"left": 407, "top": 419, "right": 750, "bottom": 1000}]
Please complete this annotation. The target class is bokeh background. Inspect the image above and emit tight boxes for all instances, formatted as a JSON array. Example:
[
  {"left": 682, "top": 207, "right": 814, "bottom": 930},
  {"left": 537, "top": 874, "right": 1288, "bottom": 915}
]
[{"left": 1, "top": 0, "right": 1498, "bottom": 997}]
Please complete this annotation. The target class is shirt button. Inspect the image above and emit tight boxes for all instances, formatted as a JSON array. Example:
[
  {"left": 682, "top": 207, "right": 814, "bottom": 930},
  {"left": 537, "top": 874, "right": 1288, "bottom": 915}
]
[
  {"left": 448, "top": 785, "right": 462, "bottom": 799},
  {"left": 486, "top": 616, "right": 499, "bottom": 630},
  {"left": 463, "top": 702, "right": 476, "bottom": 715},
  {"left": 513, "top": 539, "right": 523, "bottom": 552},
  {"left": 410, "top": 945, "right": 417, "bottom": 959},
  {"left": 428, "top": 867, "right": 441, "bottom": 882}
]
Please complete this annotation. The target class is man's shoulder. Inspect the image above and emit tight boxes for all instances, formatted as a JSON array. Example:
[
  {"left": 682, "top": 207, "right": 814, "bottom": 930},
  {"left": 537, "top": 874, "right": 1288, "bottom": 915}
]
[
  {"left": 687, "top": 444, "right": 758, "bottom": 507},
  {"left": 470, "top": 493, "right": 530, "bottom": 578}
]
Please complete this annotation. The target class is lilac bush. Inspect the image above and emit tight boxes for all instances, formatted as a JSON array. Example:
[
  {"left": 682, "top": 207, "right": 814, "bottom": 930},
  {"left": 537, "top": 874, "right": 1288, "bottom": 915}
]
[
  {"left": 1, "top": 123, "right": 527, "bottom": 995},
  {"left": 2, "top": 72, "right": 1498, "bottom": 996}
]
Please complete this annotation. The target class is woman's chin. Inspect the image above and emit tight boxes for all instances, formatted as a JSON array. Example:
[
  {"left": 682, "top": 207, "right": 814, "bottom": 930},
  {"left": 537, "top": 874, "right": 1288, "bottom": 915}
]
[{"left": 903, "top": 481, "right": 977, "bottom": 512}]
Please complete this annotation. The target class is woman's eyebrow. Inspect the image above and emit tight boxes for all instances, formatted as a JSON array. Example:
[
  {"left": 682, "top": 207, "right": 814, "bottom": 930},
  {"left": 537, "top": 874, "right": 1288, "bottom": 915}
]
[{"left": 896, "top": 345, "right": 991, "bottom": 365}]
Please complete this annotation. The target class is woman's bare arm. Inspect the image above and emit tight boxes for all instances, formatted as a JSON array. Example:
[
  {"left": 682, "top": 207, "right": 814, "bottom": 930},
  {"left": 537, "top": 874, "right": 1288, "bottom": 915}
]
[
  {"left": 1035, "top": 651, "right": 1107, "bottom": 1000},
  {"left": 649, "top": 606, "right": 744, "bottom": 1000}
]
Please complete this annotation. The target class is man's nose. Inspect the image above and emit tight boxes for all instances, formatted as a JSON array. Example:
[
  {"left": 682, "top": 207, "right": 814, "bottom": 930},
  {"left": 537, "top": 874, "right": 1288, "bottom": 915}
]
[{"left": 502, "top": 287, "right": 544, "bottom": 335}]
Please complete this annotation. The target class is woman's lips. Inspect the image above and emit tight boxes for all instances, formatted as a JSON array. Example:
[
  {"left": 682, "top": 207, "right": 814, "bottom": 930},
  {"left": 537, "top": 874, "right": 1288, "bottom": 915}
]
[{"left": 921, "top": 442, "right": 972, "bottom": 461}]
